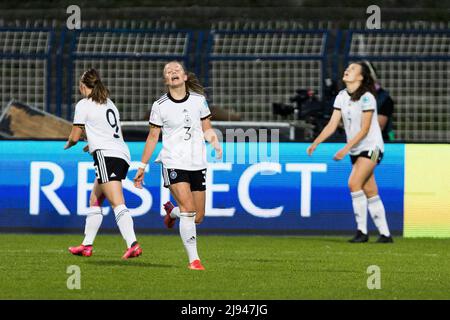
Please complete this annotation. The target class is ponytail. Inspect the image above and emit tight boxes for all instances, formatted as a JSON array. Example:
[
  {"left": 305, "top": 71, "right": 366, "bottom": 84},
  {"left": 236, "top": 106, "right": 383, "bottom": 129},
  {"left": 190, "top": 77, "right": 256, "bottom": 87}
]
[
  {"left": 81, "top": 68, "right": 109, "bottom": 104},
  {"left": 185, "top": 72, "right": 205, "bottom": 95},
  {"left": 88, "top": 80, "right": 109, "bottom": 105}
]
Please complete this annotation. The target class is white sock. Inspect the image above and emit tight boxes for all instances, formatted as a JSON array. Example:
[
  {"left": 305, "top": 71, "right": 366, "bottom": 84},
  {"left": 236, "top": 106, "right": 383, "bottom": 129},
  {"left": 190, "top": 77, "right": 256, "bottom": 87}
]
[
  {"left": 368, "top": 195, "right": 391, "bottom": 237},
  {"left": 170, "top": 206, "right": 180, "bottom": 219},
  {"left": 351, "top": 190, "right": 368, "bottom": 235},
  {"left": 179, "top": 213, "right": 200, "bottom": 263},
  {"left": 82, "top": 206, "right": 103, "bottom": 246},
  {"left": 113, "top": 204, "right": 137, "bottom": 248}
]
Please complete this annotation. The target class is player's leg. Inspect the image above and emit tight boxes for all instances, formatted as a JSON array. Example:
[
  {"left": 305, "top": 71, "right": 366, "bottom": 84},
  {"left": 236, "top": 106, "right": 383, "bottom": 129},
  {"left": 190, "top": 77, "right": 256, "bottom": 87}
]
[
  {"left": 191, "top": 169, "right": 207, "bottom": 224},
  {"left": 192, "top": 191, "right": 206, "bottom": 224},
  {"left": 163, "top": 168, "right": 207, "bottom": 226},
  {"left": 161, "top": 167, "right": 180, "bottom": 227},
  {"left": 83, "top": 180, "right": 105, "bottom": 245},
  {"left": 169, "top": 182, "right": 204, "bottom": 270},
  {"left": 99, "top": 181, "right": 140, "bottom": 254},
  {"left": 363, "top": 174, "right": 393, "bottom": 242},
  {"left": 348, "top": 157, "right": 377, "bottom": 242},
  {"left": 99, "top": 155, "right": 141, "bottom": 258},
  {"left": 69, "top": 178, "right": 105, "bottom": 256}
]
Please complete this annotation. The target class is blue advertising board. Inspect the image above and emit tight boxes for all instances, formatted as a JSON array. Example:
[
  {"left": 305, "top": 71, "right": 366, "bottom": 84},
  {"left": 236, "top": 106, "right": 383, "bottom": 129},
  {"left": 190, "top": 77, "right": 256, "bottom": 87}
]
[{"left": 0, "top": 141, "right": 404, "bottom": 233}]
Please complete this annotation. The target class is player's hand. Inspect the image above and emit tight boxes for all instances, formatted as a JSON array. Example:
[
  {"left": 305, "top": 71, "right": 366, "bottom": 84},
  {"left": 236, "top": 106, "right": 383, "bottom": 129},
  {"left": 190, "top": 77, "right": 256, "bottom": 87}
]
[
  {"left": 133, "top": 168, "right": 145, "bottom": 189},
  {"left": 83, "top": 145, "right": 89, "bottom": 153},
  {"left": 333, "top": 147, "right": 348, "bottom": 161},
  {"left": 306, "top": 143, "right": 317, "bottom": 156},
  {"left": 215, "top": 146, "right": 223, "bottom": 159}
]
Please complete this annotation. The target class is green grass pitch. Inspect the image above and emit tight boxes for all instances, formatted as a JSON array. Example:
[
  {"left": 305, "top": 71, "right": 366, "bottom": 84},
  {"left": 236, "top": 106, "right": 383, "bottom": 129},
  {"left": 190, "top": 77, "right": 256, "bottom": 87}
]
[{"left": 0, "top": 233, "right": 449, "bottom": 299}]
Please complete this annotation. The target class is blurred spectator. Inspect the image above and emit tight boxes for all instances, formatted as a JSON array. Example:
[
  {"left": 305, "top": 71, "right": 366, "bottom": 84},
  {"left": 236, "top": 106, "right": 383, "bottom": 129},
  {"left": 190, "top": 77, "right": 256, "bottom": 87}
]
[
  {"left": 209, "top": 105, "right": 241, "bottom": 121},
  {"left": 363, "top": 61, "right": 395, "bottom": 142}
]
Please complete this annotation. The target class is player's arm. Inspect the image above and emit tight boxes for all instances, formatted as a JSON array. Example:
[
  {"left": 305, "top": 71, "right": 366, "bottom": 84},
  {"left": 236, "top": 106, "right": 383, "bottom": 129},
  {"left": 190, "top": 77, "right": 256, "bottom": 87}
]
[
  {"left": 334, "top": 111, "right": 373, "bottom": 160},
  {"left": 378, "top": 115, "right": 388, "bottom": 130},
  {"left": 133, "top": 125, "right": 161, "bottom": 188},
  {"left": 202, "top": 117, "right": 222, "bottom": 159},
  {"left": 307, "top": 109, "right": 342, "bottom": 155},
  {"left": 378, "top": 96, "right": 393, "bottom": 130},
  {"left": 141, "top": 125, "right": 161, "bottom": 164},
  {"left": 64, "top": 125, "right": 84, "bottom": 150}
]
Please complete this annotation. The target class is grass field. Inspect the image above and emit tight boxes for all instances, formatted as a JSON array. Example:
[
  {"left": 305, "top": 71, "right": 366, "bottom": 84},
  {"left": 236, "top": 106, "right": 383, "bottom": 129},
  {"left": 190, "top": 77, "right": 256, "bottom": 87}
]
[{"left": 0, "top": 233, "right": 449, "bottom": 300}]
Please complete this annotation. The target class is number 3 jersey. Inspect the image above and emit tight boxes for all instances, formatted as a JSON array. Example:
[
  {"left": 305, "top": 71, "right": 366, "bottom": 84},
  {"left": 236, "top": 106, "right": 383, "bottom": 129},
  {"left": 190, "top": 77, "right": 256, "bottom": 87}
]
[
  {"left": 73, "top": 98, "right": 131, "bottom": 164},
  {"left": 149, "top": 91, "right": 211, "bottom": 171},
  {"left": 333, "top": 90, "right": 384, "bottom": 155}
]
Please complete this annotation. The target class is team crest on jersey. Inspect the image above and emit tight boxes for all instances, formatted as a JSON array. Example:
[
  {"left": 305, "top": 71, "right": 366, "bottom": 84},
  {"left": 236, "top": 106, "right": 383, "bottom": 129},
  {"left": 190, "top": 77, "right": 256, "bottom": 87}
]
[
  {"left": 184, "top": 113, "right": 192, "bottom": 126},
  {"left": 170, "top": 170, "right": 178, "bottom": 180}
]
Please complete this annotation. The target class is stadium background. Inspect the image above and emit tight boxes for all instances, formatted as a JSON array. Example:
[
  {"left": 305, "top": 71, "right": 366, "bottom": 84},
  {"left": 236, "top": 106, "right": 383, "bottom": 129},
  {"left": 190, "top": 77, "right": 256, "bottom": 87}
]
[{"left": 0, "top": 0, "right": 449, "bottom": 238}]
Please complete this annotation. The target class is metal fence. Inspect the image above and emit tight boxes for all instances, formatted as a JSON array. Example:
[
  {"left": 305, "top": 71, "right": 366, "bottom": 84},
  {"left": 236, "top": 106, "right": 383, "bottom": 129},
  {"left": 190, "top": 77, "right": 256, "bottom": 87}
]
[
  {"left": 345, "top": 30, "right": 450, "bottom": 142},
  {"left": 205, "top": 30, "right": 329, "bottom": 122},
  {"left": 0, "top": 26, "right": 449, "bottom": 142},
  {"left": 0, "top": 28, "right": 53, "bottom": 114},
  {"left": 64, "top": 28, "right": 193, "bottom": 121}
]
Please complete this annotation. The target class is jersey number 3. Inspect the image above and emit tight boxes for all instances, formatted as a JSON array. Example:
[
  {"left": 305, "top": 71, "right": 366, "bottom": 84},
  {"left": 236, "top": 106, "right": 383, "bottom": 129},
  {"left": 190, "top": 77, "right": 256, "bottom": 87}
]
[
  {"left": 106, "top": 109, "right": 120, "bottom": 139},
  {"left": 184, "top": 127, "right": 192, "bottom": 141}
]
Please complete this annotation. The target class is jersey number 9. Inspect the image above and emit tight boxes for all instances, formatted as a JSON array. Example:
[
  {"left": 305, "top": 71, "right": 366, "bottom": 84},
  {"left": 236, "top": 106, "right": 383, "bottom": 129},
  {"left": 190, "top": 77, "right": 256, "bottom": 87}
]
[{"left": 106, "top": 109, "right": 120, "bottom": 139}]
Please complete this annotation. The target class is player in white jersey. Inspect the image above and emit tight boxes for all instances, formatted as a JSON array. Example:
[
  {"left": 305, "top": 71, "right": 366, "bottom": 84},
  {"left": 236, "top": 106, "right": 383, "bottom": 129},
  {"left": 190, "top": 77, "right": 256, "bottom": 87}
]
[
  {"left": 307, "top": 62, "right": 393, "bottom": 243},
  {"left": 133, "top": 61, "right": 222, "bottom": 270},
  {"left": 64, "top": 69, "right": 143, "bottom": 259}
]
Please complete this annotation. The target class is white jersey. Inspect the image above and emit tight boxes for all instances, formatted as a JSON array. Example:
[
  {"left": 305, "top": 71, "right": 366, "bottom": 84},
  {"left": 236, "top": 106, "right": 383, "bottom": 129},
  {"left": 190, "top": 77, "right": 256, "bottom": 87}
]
[
  {"left": 333, "top": 90, "right": 384, "bottom": 155},
  {"left": 73, "top": 98, "right": 131, "bottom": 164},
  {"left": 149, "top": 91, "right": 211, "bottom": 171}
]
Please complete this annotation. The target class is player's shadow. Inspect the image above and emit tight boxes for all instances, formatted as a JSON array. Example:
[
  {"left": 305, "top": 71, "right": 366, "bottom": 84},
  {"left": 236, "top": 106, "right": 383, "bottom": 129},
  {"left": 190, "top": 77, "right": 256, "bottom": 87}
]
[
  {"left": 85, "top": 260, "right": 177, "bottom": 269},
  {"left": 296, "top": 237, "right": 350, "bottom": 244}
]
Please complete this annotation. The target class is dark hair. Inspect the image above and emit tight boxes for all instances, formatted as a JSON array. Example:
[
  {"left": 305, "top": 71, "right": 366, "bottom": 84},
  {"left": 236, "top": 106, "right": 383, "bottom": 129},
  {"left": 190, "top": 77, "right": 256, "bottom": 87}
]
[
  {"left": 81, "top": 68, "right": 109, "bottom": 104},
  {"left": 164, "top": 61, "right": 205, "bottom": 95},
  {"left": 185, "top": 72, "right": 205, "bottom": 95},
  {"left": 348, "top": 61, "right": 376, "bottom": 101}
]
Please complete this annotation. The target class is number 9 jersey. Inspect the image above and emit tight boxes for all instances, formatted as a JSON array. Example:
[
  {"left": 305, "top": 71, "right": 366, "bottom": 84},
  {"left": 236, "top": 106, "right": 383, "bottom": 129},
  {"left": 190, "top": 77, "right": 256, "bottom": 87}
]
[
  {"left": 73, "top": 98, "right": 131, "bottom": 164},
  {"left": 149, "top": 91, "right": 211, "bottom": 171}
]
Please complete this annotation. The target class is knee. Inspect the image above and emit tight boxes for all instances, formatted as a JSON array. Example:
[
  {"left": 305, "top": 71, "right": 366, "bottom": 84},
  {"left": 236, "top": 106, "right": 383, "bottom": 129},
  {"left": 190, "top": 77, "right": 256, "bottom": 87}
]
[
  {"left": 89, "top": 200, "right": 99, "bottom": 207},
  {"left": 364, "top": 188, "right": 378, "bottom": 199},
  {"left": 89, "top": 195, "right": 104, "bottom": 207},
  {"left": 348, "top": 179, "right": 362, "bottom": 192},
  {"left": 179, "top": 203, "right": 196, "bottom": 214}
]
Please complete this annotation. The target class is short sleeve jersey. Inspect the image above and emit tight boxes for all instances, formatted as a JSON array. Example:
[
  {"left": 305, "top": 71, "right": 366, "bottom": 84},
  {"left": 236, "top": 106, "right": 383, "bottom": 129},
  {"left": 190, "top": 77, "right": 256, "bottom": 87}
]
[
  {"left": 149, "top": 91, "right": 211, "bottom": 171},
  {"left": 73, "top": 98, "right": 130, "bottom": 164},
  {"left": 333, "top": 90, "right": 384, "bottom": 155}
]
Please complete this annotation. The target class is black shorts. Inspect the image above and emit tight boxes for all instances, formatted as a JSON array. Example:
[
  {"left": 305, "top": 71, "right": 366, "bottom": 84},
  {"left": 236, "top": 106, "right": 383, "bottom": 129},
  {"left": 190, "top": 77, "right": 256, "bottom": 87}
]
[
  {"left": 350, "top": 149, "right": 384, "bottom": 165},
  {"left": 162, "top": 166, "right": 207, "bottom": 192},
  {"left": 93, "top": 150, "right": 129, "bottom": 184}
]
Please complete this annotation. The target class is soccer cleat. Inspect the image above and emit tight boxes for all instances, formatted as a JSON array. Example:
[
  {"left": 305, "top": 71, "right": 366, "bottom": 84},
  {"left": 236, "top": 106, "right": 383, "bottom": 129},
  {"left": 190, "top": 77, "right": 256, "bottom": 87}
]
[
  {"left": 348, "top": 230, "right": 369, "bottom": 243},
  {"left": 163, "top": 201, "right": 176, "bottom": 229},
  {"left": 68, "top": 244, "right": 93, "bottom": 257},
  {"left": 376, "top": 235, "right": 394, "bottom": 243},
  {"left": 122, "top": 243, "right": 142, "bottom": 260},
  {"left": 188, "top": 259, "right": 205, "bottom": 271}
]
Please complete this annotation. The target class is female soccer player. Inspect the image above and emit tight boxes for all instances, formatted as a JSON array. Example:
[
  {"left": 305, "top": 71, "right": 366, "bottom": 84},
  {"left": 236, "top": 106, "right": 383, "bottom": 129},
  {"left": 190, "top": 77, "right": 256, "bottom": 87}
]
[
  {"left": 133, "top": 61, "right": 222, "bottom": 270},
  {"left": 65, "top": 68, "right": 143, "bottom": 259},
  {"left": 307, "top": 62, "right": 393, "bottom": 243}
]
